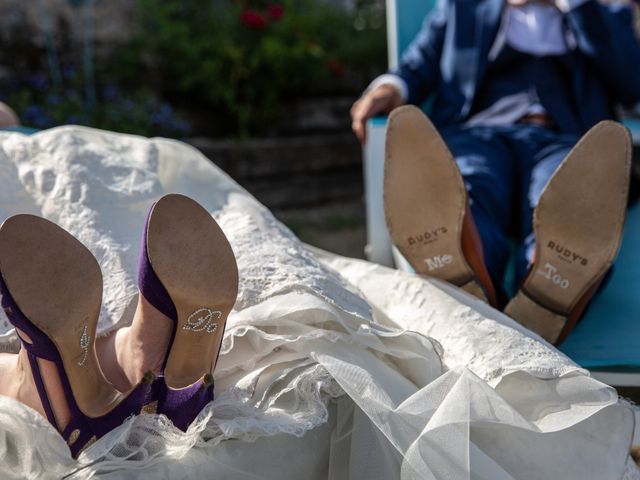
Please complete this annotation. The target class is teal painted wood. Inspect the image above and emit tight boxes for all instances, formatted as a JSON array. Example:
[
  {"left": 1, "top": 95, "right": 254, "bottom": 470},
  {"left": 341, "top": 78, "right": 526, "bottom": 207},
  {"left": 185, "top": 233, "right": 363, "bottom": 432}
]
[
  {"left": 622, "top": 118, "right": 640, "bottom": 143},
  {"left": 395, "top": 0, "right": 436, "bottom": 60},
  {"left": 560, "top": 203, "right": 640, "bottom": 370},
  {"left": 370, "top": 116, "right": 389, "bottom": 127},
  {"left": 0, "top": 126, "right": 39, "bottom": 135}
]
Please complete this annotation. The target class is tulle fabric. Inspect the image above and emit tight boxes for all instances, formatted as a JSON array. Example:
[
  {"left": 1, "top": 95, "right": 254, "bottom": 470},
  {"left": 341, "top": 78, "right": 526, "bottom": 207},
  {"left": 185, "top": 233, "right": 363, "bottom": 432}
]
[{"left": 0, "top": 127, "right": 637, "bottom": 479}]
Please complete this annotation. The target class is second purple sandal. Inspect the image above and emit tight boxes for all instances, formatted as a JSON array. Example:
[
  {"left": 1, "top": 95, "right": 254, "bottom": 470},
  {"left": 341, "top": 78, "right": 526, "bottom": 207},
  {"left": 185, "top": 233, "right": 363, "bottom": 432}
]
[{"left": 137, "top": 194, "right": 239, "bottom": 430}]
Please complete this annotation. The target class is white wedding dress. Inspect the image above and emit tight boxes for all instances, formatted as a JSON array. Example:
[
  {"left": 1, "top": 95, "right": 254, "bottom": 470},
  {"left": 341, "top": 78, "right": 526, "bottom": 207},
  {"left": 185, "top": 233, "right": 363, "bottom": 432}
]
[{"left": 0, "top": 126, "right": 637, "bottom": 480}]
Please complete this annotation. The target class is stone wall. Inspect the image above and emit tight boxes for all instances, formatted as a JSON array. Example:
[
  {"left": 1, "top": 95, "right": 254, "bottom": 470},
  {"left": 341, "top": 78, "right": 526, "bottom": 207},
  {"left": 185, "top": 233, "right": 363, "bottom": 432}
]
[
  {"left": 187, "top": 132, "right": 363, "bottom": 212},
  {"left": 187, "top": 132, "right": 367, "bottom": 258}
]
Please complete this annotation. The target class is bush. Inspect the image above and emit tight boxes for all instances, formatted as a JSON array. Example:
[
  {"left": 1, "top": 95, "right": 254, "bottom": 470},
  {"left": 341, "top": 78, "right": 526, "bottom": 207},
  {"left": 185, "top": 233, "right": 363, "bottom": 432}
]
[
  {"left": 0, "top": 0, "right": 386, "bottom": 137},
  {"left": 4, "top": 70, "right": 190, "bottom": 136},
  {"left": 109, "top": 0, "right": 386, "bottom": 136}
]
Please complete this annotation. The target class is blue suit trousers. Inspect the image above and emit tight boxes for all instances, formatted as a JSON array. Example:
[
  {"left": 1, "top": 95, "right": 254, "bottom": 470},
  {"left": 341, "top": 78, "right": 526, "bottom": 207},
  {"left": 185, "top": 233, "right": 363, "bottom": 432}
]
[{"left": 440, "top": 124, "right": 580, "bottom": 293}]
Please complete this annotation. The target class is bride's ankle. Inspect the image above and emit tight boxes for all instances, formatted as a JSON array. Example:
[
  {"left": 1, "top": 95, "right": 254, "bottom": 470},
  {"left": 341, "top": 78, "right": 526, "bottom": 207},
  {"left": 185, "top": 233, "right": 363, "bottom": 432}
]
[
  {"left": 13, "top": 348, "right": 71, "bottom": 431},
  {"left": 96, "top": 329, "right": 132, "bottom": 392},
  {"left": 98, "top": 295, "right": 172, "bottom": 391}
]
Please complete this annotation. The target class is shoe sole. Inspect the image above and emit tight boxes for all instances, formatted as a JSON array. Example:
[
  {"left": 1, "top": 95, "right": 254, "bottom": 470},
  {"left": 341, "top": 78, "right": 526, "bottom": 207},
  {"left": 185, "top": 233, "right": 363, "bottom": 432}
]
[
  {"left": 504, "top": 121, "right": 632, "bottom": 344},
  {"left": 146, "top": 194, "right": 238, "bottom": 389},
  {"left": 0, "top": 215, "right": 122, "bottom": 418},
  {"left": 384, "top": 105, "right": 488, "bottom": 302}
]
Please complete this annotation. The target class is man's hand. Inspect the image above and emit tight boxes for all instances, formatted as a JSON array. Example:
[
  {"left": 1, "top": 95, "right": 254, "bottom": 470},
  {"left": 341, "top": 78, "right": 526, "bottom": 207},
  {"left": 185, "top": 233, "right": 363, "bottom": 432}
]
[
  {"left": 350, "top": 84, "right": 404, "bottom": 143},
  {"left": 0, "top": 102, "right": 20, "bottom": 128}
]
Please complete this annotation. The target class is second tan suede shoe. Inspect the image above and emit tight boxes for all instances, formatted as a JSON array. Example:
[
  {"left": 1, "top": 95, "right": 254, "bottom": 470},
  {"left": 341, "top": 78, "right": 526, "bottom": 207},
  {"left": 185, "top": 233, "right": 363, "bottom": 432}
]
[{"left": 504, "top": 121, "right": 632, "bottom": 344}]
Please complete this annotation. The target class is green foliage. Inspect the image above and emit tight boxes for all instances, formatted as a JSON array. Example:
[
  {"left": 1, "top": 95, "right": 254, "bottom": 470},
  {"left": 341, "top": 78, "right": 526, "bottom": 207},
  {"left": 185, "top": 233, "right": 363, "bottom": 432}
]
[
  {"left": 4, "top": 70, "right": 189, "bottom": 137},
  {"left": 0, "top": 0, "right": 385, "bottom": 137},
  {"left": 110, "top": 0, "right": 386, "bottom": 136}
]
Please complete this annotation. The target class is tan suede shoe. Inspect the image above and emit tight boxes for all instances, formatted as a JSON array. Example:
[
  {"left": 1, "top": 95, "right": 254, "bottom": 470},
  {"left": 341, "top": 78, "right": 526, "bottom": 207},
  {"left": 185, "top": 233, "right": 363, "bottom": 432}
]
[
  {"left": 504, "top": 121, "right": 632, "bottom": 344},
  {"left": 384, "top": 105, "right": 497, "bottom": 306}
]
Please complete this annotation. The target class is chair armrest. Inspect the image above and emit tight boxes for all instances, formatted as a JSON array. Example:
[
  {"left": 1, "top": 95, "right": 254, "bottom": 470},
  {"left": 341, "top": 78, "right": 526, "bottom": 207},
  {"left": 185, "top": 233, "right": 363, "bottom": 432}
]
[
  {"left": 362, "top": 116, "right": 394, "bottom": 266},
  {"left": 622, "top": 117, "right": 640, "bottom": 146}
]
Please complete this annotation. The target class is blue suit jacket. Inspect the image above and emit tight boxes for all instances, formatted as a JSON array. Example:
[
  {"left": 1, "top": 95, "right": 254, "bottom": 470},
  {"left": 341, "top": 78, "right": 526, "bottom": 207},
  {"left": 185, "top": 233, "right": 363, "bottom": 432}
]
[{"left": 393, "top": 0, "right": 640, "bottom": 132}]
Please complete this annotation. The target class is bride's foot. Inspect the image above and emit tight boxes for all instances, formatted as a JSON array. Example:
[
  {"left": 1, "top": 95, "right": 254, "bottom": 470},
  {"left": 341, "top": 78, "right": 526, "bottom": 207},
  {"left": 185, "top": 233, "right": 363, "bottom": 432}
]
[
  {"left": 96, "top": 295, "right": 173, "bottom": 392},
  {"left": 0, "top": 214, "right": 153, "bottom": 457},
  {"left": 98, "top": 194, "right": 237, "bottom": 431},
  {"left": 0, "top": 347, "right": 71, "bottom": 428},
  {"left": 98, "top": 194, "right": 238, "bottom": 431}
]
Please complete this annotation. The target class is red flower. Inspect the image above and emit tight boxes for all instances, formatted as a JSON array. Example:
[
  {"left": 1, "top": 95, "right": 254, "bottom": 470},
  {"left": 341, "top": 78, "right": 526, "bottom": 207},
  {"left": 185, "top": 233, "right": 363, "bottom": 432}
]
[
  {"left": 240, "top": 9, "right": 268, "bottom": 29},
  {"left": 327, "top": 58, "right": 345, "bottom": 77},
  {"left": 267, "top": 4, "right": 285, "bottom": 21}
]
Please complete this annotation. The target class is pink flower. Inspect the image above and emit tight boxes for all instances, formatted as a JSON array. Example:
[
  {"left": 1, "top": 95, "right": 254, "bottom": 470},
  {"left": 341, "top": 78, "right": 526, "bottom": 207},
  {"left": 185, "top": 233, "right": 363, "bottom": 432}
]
[
  {"left": 267, "top": 4, "right": 285, "bottom": 21},
  {"left": 240, "top": 9, "right": 268, "bottom": 29}
]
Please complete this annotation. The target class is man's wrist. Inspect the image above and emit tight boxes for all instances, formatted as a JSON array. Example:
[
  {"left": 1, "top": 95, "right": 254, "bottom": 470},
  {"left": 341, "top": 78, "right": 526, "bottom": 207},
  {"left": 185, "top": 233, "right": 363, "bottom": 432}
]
[{"left": 366, "top": 74, "right": 409, "bottom": 103}]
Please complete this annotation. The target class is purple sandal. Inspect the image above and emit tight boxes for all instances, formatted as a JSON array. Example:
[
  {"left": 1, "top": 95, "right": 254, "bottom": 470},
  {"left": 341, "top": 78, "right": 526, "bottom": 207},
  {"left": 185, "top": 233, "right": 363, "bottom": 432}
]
[
  {"left": 0, "top": 215, "right": 154, "bottom": 458},
  {"left": 138, "top": 194, "right": 238, "bottom": 431}
]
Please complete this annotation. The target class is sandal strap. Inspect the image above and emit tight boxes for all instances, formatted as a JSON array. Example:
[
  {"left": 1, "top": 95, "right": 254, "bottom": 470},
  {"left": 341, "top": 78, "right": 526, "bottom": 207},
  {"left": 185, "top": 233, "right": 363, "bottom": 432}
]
[
  {"left": 156, "top": 374, "right": 214, "bottom": 431},
  {"left": 16, "top": 332, "right": 58, "bottom": 361},
  {"left": 27, "top": 350, "right": 96, "bottom": 458},
  {"left": 138, "top": 208, "right": 177, "bottom": 323},
  {"left": 26, "top": 350, "right": 59, "bottom": 429},
  {"left": 62, "top": 418, "right": 95, "bottom": 457},
  {"left": 1, "top": 282, "right": 58, "bottom": 361}
]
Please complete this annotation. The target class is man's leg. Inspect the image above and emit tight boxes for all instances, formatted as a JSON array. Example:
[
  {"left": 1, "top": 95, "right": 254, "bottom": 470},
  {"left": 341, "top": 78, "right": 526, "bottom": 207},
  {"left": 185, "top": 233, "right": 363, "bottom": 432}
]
[{"left": 443, "top": 125, "right": 515, "bottom": 292}]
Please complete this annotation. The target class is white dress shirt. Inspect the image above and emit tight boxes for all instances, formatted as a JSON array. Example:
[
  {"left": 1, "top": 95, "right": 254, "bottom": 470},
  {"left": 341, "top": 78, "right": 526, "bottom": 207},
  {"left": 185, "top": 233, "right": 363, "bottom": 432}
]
[{"left": 368, "top": 0, "right": 589, "bottom": 126}]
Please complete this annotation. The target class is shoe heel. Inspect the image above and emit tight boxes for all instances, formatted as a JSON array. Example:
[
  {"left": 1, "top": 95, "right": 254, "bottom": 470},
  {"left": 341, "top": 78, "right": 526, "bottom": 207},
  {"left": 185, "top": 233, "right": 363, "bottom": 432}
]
[
  {"left": 460, "top": 279, "right": 490, "bottom": 303},
  {"left": 504, "top": 291, "right": 567, "bottom": 344},
  {"left": 151, "top": 374, "right": 214, "bottom": 431}
]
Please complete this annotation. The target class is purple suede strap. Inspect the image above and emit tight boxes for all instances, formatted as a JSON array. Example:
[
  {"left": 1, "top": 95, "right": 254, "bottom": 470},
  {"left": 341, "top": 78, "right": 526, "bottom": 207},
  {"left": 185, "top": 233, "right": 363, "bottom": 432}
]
[
  {"left": 26, "top": 351, "right": 59, "bottom": 429},
  {"left": 0, "top": 277, "right": 57, "bottom": 361},
  {"left": 1, "top": 273, "right": 154, "bottom": 458},
  {"left": 137, "top": 205, "right": 177, "bottom": 322},
  {"left": 62, "top": 417, "right": 94, "bottom": 457},
  {"left": 153, "top": 376, "right": 214, "bottom": 431}
]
